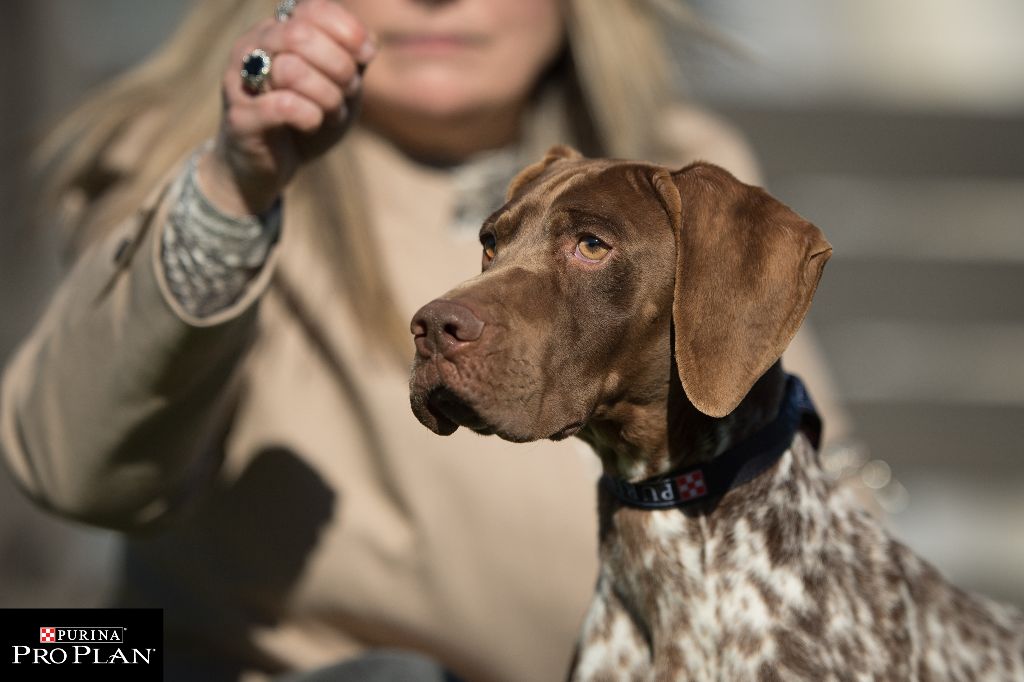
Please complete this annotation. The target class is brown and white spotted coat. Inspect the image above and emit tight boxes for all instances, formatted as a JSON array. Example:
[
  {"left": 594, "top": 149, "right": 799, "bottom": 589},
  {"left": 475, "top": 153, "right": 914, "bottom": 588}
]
[
  {"left": 408, "top": 146, "right": 1024, "bottom": 681},
  {"left": 576, "top": 432, "right": 1024, "bottom": 681}
]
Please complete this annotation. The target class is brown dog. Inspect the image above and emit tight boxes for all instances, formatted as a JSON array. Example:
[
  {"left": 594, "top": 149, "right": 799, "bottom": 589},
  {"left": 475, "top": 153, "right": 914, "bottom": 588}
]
[{"left": 409, "top": 146, "right": 1024, "bottom": 680}]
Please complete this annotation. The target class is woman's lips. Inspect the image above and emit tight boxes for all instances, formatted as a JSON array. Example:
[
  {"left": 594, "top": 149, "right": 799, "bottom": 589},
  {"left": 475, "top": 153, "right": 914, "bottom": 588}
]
[{"left": 382, "top": 32, "right": 488, "bottom": 55}]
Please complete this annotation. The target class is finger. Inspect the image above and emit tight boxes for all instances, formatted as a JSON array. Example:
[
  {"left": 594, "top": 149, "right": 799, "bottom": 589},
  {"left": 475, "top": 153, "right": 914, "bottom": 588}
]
[
  {"left": 269, "top": 53, "right": 345, "bottom": 113},
  {"left": 229, "top": 18, "right": 277, "bottom": 65},
  {"left": 222, "top": 19, "right": 279, "bottom": 104},
  {"left": 228, "top": 89, "right": 326, "bottom": 135},
  {"left": 292, "top": 0, "right": 376, "bottom": 63},
  {"left": 259, "top": 19, "right": 360, "bottom": 90}
]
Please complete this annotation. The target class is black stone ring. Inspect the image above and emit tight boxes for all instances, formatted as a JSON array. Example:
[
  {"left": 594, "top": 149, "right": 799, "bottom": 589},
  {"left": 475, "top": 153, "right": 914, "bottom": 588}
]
[{"left": 241, "top": 48, "right": 272, "bottom": 94}]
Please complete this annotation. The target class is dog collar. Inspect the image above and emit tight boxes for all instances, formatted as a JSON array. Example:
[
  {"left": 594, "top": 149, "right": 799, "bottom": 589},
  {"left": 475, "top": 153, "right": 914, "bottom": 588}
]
[{"left": 600, "top": 374, "right": 821, "bottom": 510}]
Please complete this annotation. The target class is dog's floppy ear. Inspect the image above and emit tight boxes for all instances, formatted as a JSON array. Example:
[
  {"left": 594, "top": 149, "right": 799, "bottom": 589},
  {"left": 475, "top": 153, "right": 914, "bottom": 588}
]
[
  {"left": 506, "top": 144, "right": 582, "bottom": 201},
  {"left": 652, "top": 162, "right": 832, "bottom": 418}
]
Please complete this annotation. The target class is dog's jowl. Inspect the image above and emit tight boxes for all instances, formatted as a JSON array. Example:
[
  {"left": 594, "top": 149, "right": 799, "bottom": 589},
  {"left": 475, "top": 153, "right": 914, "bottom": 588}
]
[{"left": 409, "top": 145, "right": 1024, "bottom": 681}]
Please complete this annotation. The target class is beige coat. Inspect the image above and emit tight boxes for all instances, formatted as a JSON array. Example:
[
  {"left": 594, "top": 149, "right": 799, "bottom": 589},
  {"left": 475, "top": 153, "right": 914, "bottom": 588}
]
[{"left": 0, "top": 104, "right": 848, "bottom": 681}]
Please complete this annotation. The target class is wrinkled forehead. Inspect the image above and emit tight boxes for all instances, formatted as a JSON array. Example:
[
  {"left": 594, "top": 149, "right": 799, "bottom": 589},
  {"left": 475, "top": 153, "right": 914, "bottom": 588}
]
[{"left": 490, "top": 159, "right": 664, "bottom": 233}]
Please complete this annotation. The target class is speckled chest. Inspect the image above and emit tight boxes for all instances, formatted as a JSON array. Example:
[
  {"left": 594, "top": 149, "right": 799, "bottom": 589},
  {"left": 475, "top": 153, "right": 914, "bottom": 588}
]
[{"left": 571, "top": 435, "right": 1024, "bottom": 681}]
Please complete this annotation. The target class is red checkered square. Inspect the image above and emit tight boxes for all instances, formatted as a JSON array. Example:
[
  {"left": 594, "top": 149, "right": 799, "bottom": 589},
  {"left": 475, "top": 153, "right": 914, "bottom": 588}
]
[
  {"left": 40, "top": 627, "right": 56, "bottom": 643},
  {"left": 674, "top": 470, "right": 707, "bottom": 501}
]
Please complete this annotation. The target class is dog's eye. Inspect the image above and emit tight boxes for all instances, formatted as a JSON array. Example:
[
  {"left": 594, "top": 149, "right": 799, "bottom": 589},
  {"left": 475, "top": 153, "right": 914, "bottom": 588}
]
[
  {"left": 481, "top": 233, "right": 497, "bottom": 263},
  {"left": 576, "top": 235, "right": 610, "bottom": 262}
]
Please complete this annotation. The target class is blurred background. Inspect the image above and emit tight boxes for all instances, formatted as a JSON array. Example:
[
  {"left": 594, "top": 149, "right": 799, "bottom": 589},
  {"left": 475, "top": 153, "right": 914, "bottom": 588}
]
[{"left": 1, "top": 0, "right": 1021, "bottom": 607}]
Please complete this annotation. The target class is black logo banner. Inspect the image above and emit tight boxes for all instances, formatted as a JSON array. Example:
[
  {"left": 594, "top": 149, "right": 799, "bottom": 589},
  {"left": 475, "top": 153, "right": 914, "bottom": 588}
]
[{"left": 1, "top": 608, "right": 162, "bottom": 681}]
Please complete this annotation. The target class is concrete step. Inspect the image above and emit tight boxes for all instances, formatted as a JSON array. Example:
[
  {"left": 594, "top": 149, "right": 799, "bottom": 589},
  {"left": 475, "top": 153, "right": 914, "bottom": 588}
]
[
  {"left": 773, "top": 175, "right": 1024, "bottom": 263},
  {"left": 719, "top": 106, "right": 1024, "bottom": 177},
  {"left": 812, "top": 259, "right": 1024, "bottom": 324},
  {"left": 844, "top": 402, "right": 1024, "bottom": 479}
]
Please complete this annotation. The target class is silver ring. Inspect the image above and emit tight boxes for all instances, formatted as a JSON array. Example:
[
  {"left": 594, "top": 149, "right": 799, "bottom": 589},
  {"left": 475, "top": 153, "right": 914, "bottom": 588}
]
[
  {"left": 241, "top": 48, "right": 272, "bottom": 93},
  {"left": 275, "top": 0, "right": 297, "bottom": 22}
]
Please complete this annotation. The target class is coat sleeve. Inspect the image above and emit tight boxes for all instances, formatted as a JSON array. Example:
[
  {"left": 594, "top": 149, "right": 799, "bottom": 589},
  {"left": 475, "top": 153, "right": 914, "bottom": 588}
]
[{"left": 0, "top": 167, "right": 282, "bottom": 531}]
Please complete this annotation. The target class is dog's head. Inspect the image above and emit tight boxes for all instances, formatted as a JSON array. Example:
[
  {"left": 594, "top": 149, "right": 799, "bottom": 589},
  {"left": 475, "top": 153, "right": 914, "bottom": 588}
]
[{"left": 409, "top": 145, "right": 831, "bottom": 442}]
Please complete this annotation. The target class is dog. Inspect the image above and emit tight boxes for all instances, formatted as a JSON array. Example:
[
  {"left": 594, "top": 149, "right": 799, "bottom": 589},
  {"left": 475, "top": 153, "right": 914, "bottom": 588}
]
[{"left": 408, "top": 145, "right": 1024, "bottom": 680}]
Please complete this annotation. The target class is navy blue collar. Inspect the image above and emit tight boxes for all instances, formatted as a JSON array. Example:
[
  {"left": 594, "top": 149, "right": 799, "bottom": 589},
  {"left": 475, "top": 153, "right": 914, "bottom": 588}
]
[{"left": 601, "top": 374, "right": 822, "bottom": 510}]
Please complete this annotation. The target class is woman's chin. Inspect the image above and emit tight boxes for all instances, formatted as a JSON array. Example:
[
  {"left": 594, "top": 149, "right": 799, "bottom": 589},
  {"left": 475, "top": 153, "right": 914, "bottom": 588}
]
[
  {"left": 365, "top": 78, "right": 525, "bottom": 124},
  {"left": 360, "top": 91, "right": 525, "bottom": 161}
]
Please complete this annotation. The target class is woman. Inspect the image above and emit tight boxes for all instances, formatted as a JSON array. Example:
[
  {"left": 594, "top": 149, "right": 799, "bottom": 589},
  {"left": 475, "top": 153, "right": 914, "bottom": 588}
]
[{"left": 1, "top": 0, "right": 849, "bottom": 680}]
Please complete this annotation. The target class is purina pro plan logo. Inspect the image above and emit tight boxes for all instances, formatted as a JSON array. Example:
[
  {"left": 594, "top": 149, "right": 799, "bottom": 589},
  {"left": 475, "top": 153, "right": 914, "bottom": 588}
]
[
  {"left": 2, "top": 609, "right": 162, "bottom": 680},
  {"left": 15, "top": 625, "right": 152, "bottom": 664}
]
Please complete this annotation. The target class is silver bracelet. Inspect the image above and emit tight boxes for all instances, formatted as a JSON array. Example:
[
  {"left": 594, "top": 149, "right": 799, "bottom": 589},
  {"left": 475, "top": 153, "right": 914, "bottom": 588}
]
[{"left": 160, "top": 146, "right": 281, "bottom": 318}]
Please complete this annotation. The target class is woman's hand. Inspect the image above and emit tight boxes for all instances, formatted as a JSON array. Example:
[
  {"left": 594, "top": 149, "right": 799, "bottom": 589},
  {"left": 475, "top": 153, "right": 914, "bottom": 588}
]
[{"left": 198, "top": 0, "right": 375, "bottom": 216}]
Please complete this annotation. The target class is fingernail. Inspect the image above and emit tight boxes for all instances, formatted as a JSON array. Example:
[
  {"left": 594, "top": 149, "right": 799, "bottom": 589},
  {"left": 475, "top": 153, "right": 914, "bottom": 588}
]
[
  {"left": 345, "top": 72, "right": 362, "bottom": 96},
  {"left": 357, "top": 33, "right": 378, "bottom": 63}
]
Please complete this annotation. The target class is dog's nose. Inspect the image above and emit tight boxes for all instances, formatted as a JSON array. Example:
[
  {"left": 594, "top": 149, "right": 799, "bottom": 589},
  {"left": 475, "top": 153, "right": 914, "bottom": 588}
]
[{"left": 411, "top": 299, "right": 485, "bottom": 359}]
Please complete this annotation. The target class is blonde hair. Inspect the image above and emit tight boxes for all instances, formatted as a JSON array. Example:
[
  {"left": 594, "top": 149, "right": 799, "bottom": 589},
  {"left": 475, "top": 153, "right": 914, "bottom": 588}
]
[{"left": 34, "top": 0, "right": 694, "bottom": 361}]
